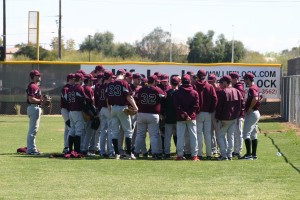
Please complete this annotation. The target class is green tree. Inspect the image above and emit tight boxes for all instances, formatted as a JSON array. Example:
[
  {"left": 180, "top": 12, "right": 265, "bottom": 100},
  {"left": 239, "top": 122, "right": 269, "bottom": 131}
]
[
  {"left": 135, "top": 27, "right": 171, "bottom": 62},
  {"left": 14, "top": 44, "right": 50, "bottom": 60},
  {"left": 50, "top": 37, "right": 65, "bottom": 50},
  {"left": 114, "top": 43, "right": 136, "bottom": 59},
  {"left": 65, "top": 39, "right": 76, "bottom": 51},
  {"left": 224, "top": 40, "right": 246, "bottom": 62}
]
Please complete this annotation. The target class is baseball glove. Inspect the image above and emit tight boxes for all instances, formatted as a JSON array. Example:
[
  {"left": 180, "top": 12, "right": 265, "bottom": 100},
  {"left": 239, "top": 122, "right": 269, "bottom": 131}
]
[
  {"left": 123, "top": 106, "right": 137, "bottom": 116},
  {"left": 43, "top": 94, "right": 52, "bottom": 107},
  {"left": 91, "top": 117, "right": 100, "bottom": 130}
]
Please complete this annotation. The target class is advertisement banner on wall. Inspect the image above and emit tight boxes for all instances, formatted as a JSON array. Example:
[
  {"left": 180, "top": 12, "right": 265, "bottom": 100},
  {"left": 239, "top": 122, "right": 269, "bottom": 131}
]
[{"left": 81, "top": 63, "right": 281, "bottom": 99}]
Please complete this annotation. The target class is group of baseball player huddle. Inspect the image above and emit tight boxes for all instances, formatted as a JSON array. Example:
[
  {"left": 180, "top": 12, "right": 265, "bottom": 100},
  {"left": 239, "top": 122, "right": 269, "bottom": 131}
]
[{"left": 25, "top": 65, "right": 261, "bottom": 161}]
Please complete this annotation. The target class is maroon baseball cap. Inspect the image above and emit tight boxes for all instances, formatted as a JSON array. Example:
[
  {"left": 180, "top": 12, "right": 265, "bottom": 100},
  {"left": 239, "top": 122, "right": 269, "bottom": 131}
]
[
  {"left": 96, "top": 73, "right": 104, "bottom": 79},
  {"left": 125, "top": 72, "right": 133, "bottom": 78},
  {"left": 221, "top": 75, "right": 232, "bottom": 83},
  {"left": 197, "top": 69, "right": 206, "bottom": 78},
  {"left": 85, "top": 74, "right": 97, "bottom": 81},
  {"left": 95, "top": 65, "right": 105, "bottom": 72},
  {"left": 243, "top": 72, "right": 255, "bottom": 80},
  {"left": 30, "top": 69, "right": 42, "bottom": 78},
  {"left": 103, "top": 70, "right": 113, "bottom": 79},
  {"left": 182, "top": 74, "right": 191, "bottom": 85},
  {"left": 154, "top": 72, "right": 161, "bottom": 77},
  {"left": 229, "top": 72, "right": 240, "bottom": 79},
  {"left": 117, "top": 69, "right": 126, "bottom": 75},
  {"left": 148, "top": 75, "right": 158, "bottom": 83},
  {"left": 187, "top": 71, "right": 195, "bottom": 76},
  {"left": 76, "top": 69, "right": 86, "bottom": 76},
  {"left": 67, "top": 73, "right": 75, "bottom": 80},
  {"left": 208, "top": 74, "right": 217, "bottom": 82},
  {"left": 160, "top": 74, "right": 169, "bottom": 82},
  {"left": 133, "top": 73, "right": 142, "bottom": 79},
  {"left": 75, "top": 73, "right": 84, "bottom": 80},
  {"left": 171, "top": 76, "right": 180, "bottom": 85}
]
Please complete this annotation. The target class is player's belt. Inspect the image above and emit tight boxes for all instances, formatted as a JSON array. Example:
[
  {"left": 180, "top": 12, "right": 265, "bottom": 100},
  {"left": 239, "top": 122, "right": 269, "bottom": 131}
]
[
  {"left": 111, "top": 104, "right": 125, "bottom": 106},
  {"left": 28, "top": 104, "right": 41, "bottom": 107}
]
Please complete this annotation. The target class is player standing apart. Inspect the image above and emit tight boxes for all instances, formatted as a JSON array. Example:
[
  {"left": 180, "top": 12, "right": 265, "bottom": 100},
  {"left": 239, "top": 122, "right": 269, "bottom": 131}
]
[
  {"left": 173, "top": 75, "right": 199, "bottom": 161},
  {"left": 26, "top": 69, "right": 43, "bottom": 155},
  {"left": 106, "top": 69, "right": 138, "bottom": 159},
  {"left": 239, "top": 73, "right": 261, "bottom": 160}
]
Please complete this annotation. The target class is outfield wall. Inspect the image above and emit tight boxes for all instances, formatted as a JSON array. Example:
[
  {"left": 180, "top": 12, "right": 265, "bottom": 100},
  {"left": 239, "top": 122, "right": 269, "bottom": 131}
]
[{"left": 0, "top": 61, "right": 281, "bottom": 115}]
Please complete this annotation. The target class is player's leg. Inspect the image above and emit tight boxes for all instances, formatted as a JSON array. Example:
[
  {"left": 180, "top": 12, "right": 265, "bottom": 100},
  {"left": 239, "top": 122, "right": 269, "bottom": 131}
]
[
  {"left": 176, "top": 121, "right": 187, "bottom": 159},
  {"left": 110, "top": 106, "right": 121, "bottom": 158},
  {"left": 147, "top": 114, "right": 160, "bottom": 159},
  {"left": 99, "top": 108, "right": 108, "bottom": 156},
  {"left": 74, "top": 111, "right": 85, "bottom": 153},
  {"left": 196, "top": 113, "right": 204, "bottom": 158},
  {"left": 26, "top": 105, "right": 41, "bottom": 154},
  {"left": 134, "top": 113, "right": 147, "bottom": 157},
  {"left": 61, "top": 108, "right": 70, "bottom": 153},
  {"left": 164, "top": 123, "right": 173, "bottom": 157},
  {"left": 187, "top": 120, "right": 198, "bottom": 159},
  {"left": 226, "top": 120, "right": 236, "bottom": 160},
  {"left": 250, "top": 111, "right": 260, "bottom": 159},
  {"left": 203, "top": 112, "right": 212, "bottom": 158},
  {"left": 233, "top": 118, "right": 243, "bottom": 157}
]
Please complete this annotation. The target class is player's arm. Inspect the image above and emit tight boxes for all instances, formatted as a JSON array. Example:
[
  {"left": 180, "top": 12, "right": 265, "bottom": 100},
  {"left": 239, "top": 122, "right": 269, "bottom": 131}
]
[
  {"left": 28, "top": 96, "right": 43, "bottom": 104},
  {"left": 126, "top": 95, "right": 138, "bottom": 111},
  {"left": 247, "top": 96, "right": 258, "bottom": 114}
]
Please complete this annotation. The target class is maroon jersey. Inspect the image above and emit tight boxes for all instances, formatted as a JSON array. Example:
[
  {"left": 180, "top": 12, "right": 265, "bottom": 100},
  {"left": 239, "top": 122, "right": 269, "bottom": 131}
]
[
  {"left": 173, "top": 84, "right": 199, "bottom": 121},
  {"left": 83, "top": 85, "right": 94, "bottom": 103},
  {"left": 245, "top": 84, "right": 260, "bottom": 112},
  {"left": 135, "top": 86, "right": 166, "bottom": 114},
  {"left": 95, "top": 83, "right": 108, "bottom": 109},
  {"left": 60, "top": 83, "right": 71, "bottom": 110},
  {"left": 26, "top": 82, "right": 42, "bottom": 104},
  {"left": 68, "top": 84, "right": 89, "bottom": 111},
  {"left": 193, "top": 80, "right": 218, "bottom": 113},
  {"left": 106, "top": 79, "right": 132, "bottom": 106},
  {"left": 233, "top": 82, "right": 245, "bottom": 118},
  {"left": 215, "top": 87, "right": 243, "bottom": 120}
]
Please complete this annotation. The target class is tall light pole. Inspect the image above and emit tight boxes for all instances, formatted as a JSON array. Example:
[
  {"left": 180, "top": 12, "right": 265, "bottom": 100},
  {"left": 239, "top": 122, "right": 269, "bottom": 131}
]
[
  {"left": 231, "top": 25, "right": 235, "bottom": 63},
  {"left": 88, "top": 35, "right": 92, "bottom": 62},
  {"left": 2, "top": 0, "right": 6, "bottom": 61},
  {"left": 169, "top": 24, "right": 172, "bottom": 62},
  {"left": 58, "top": 0, "right": 62, "bottom": 59}
]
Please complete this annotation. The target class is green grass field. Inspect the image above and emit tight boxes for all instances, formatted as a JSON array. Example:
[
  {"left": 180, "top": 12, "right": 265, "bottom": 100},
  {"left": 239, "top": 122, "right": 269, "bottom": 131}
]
[{"left": 0, "top": 115, "right": 299, "bottom": 200}]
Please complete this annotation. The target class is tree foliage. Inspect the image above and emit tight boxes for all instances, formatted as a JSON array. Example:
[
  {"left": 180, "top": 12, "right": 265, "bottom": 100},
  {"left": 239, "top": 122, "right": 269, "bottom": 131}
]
[
  {"left": 187, "top": 30, "right": 246, "bottom": 63},
  {"left": 14, "top": 44, "right": 50, "bottom": 60}
]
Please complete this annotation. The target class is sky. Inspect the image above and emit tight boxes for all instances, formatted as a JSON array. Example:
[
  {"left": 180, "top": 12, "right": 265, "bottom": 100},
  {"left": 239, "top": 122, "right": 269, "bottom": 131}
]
[{"left": 1, "top": 0, "right": 300, "bottom": 53}]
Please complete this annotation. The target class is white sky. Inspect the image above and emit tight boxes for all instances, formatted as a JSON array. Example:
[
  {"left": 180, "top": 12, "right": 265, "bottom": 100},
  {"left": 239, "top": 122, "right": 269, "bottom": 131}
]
[{"left": 1, "top": 0, "right": 300, "bottom": 53}]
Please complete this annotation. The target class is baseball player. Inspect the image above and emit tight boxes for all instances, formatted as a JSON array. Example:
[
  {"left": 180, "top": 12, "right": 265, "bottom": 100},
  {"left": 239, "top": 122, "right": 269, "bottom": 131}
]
[
  {"left": 173, "top": 74, "right": 199, "bottom": 161},
  {"left": 26, "top": 69, "right": 43, "bottom": 155},
  {"left": 67, "top": 73, "right": 91, "bottom": 155},
  {"left": 239, "top": 73, "right": 261, "bottom": 160},
  {"left": 134, "top": 75, "right": 166, "bottom": 159},
  {"left": 230, "top": 72, "right": 246, "bottom": 158},
  {"left": 81, "top": 74, "right": 98, "bottom": 155},
  {"left": 163, "top": 76, "right": 180, "bottom": 159},
  {"left": 215, "top": 75, "right": 243, "bottom": 161},
  {"left": 207, "top": 73, "right": 221, "bottom": 155},
  {"left": 96, "top": 71, "right": 114, "bottom": 158},
  {"left": 193, "top": 69, "right": 218, "bottom": 160},
  {"left": 106, "top": 69, "right": 138, "bottom": 159},
  {"left": 90, "top": 65, "right": 105, "bottom": 77},
  {"left": 60, "top": 73, "right": 75, "bottom": 154}
]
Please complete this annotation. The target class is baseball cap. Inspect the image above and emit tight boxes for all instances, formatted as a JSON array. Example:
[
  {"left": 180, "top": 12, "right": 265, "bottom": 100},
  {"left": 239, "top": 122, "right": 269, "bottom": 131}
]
[
  {"left": 148, "top": 75, "right": 158, "bottom": 83},
  {"left": 30, "top": 69, "right": 42, "bottom": 78},
  {"left": 160, "top": 74, "right": 169, "bottom": 82},
  {"left": 243, "top": 72, "right": 255, "bottom": 80},
  {"left": 154, "top": 72, "right": 161, "bottom": 77},
  {"left": 103, "top": 70, "right": 113, "bottom": 80},
  {"left": 67, "top": 73, "right": 75, "bottom": 80},
  {"left": 187, "top": 71, "right": 195, "bottom": 76},
  {"left": 197, "top": 69, "right": 206, "bottom": 78},
  {"left": 96, "top": 73, "right": 104, "bottom": 79},
  {"left": 170, "top": 76, "right": 180, "bottom": 85},
  {"left": 84, "top": 74, "right": 97, "bottom": 81},
  {"left": 208, "top": 74, "right": 217, "bottom": 82},
  {"left": 125, "top": 72, "right": 133, "bottom": 78},
  {"left": 76, "top": 69, "right": 86, "bottom": 76},
  {"left": 117, "top": 69, "right": 126, "bottom": 75},
  {"left": 229, "top": 72, "right": 240, "bottom": 79},
  {"left": 221, "top": 75, "right": 232, "bottom": 83},
  {"left": 133, "top": 73, "right": 142, "bottom": 79},
  {"left": 182, "top": 74, "right": 191, "bottom": 85},
  {"left": 75, "top": 73, "right": 84, "bottom": 80},
  {"left": 95, "top": 65, "right": 105, "bottom": 72}
]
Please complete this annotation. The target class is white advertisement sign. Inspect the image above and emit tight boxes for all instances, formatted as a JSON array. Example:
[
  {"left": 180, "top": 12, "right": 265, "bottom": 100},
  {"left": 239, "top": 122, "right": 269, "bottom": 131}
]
[{"left": 81, "top": 63, "right": 281, "bottom": 99}]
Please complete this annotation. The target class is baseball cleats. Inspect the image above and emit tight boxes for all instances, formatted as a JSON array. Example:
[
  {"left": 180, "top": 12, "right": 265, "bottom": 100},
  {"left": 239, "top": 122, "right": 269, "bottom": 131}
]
[
  {"left": 124, "top": 154, "right": 136, "bottom": 160},
  {"left": 176, "top": 156, "right": 186, "bottom": 161},
  {"left": 115, "top": 154, "right": 120, "bottom": 160},
  {"left": 192, "top": 156, "right": 200, "bottom": 161},
  {"left": 238, "top": 154, "right": 253, "bottom": 160},
  {"left": 164, "top": 154, "right": 171, "bottom": 160},
  {"left": 206, "top": 156, "right": 212, "bottom": 160},
  {"left": 26, "top": 151, "right": 42, "bottom": 155},
  {"left": 62, "top": 147, "right": 69, "bottom": 154},
  {"left": 252, "top": 155, "right": 258, "bottom": 160},
  {"left": 217, "top": 156, "right": 228, "bottom": 161},
  {"left": 232, "top": 152, "right": 242, "bottom": 158}
]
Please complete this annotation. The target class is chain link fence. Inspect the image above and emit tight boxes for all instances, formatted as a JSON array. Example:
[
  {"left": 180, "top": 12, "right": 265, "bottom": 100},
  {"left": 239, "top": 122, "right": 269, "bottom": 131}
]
[
  {"left": 281, "top": 75, "right": 300, "bottom": 125},
  {"left": 0, "top": 62, "right": 281, "bottom": 115}
]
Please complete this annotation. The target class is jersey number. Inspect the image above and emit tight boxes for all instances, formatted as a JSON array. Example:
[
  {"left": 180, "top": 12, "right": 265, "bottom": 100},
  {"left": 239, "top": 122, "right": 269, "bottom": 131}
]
[
  {"left": 140, "top": 93, "right": 156, "bottom": 105},
  {"left": 108, "top": 85, "right": 121, "bottom": 96}
]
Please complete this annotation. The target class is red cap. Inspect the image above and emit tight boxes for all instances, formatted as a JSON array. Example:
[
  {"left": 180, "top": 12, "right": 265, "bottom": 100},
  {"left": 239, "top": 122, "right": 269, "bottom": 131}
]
[
  {"left": 187, "top": 71, "right": 195, "bottom": 76},
  {"left": 103, "top": 70, "right": 113, "bottom": 80},
  {"left": 221, "top": 75, "right": 232, "bottom": 83},
  {"left": 67, "top": 73, "right": 75, "bottom": 80},
  {"left": 30, "top": 69, "right": 42, "bottom": 78},
  {"left": 243, "top": 72, "right": 255, "bottom": 80},
  {"left": 171, "top": 76, "right": 180, "bottom": 85},
  {"left": 76, "top": 70, "right": 86, "bottom": 76},
  {"left": 148, "top": 75, "right": 158, "bottom": 83},
  {"left": 85, "top": 74, "right": 97, "bottom": 81},
  {"left": 154, "top": 72, "right": 161, "bottom": 77},
  {"left": 75, "top": 73, "right": 84, "bottom": 80},
  {"left": 229, "top": 72, "right": 240, "bottom": 79},
  {"left": 197, "top": 69, "right": 206, "bottom": 78},
  {"left": 117, "top": 69, "right": 126, "bottom": 75},
  {"left": 95, "top": 65, "right": 105, "bottom": 72},
  {"left": 208, "top": 74, "right": 217, "bottom": 81},
  {"left": 160, "top": 74, "right": 169, "bottom": 82},
  {"left": 182, "top": 74, "right": 191, "bottom": 85},
  {"left": 133, "top": 73, "right": 142, "bottom": 79},
  {"left": 125, "top": 72, "right": 133, "bottom": 78}
]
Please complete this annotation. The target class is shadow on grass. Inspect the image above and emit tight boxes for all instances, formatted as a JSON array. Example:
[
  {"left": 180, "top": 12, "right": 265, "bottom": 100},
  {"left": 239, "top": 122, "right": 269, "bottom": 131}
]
[
  {"left": 264, "top": 133, "right": 300, "bottom": 174},
  {"left": 260, "top": 116, "right": 285, "bottom": 123}
]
